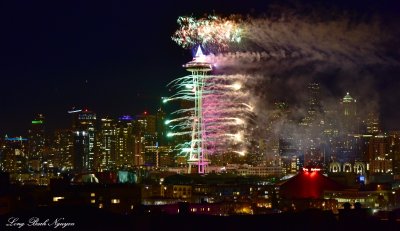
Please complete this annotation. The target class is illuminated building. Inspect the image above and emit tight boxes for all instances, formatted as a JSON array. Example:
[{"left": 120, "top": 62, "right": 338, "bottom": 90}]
[
  {"left": 365, "top": 112, "right": 381, "bottom": 135},
  {"left": 279, "top": 168, "right": 343, "bottom": 199},
  {"left": 53, "top": 129, "right": 74, "bottom": 171},
  {"left": 324, "top": 189, "right": 394, "bottom": 211},
  {"left": 367, "top": 134, "right": 393, "bottom": 174},
  {"left": 297, "top": 83, "right": 325, "bottom": 168},
  {"left": 136, "top": 112, "right": 159, "bottom": 167},
  {"left": 340, "top": 92, "right": 358, "bottom": 134},
  {"left": 0, "top": 136, "right": 28, "bottom": 174},
  {"left": 158, "top": 145, "right": 174, "bottom": 167},
  {"left": 279, "top": 137, "right": 302, "bottom": 174},
  {"left": 115, "top": 115, "right": 136, "bottom": 168},
  {"left": 72, "top": 109, "right": 96, "bottom": 173},
  {"left": 308, "top": 83, "right": 322, "bottom": 116},
  {"left": 236, "top": 165, "right": 284, "bottom": 177},
  {"left": 156, "top": 105, "right": 167, "bottom": 146},
  {"left": 136, "top": 112, "right": 157, "bottom": 136},
  {"left": 301, "top": 82, "right": 322, "bottom": 127},
  {"left": 27, "top": 114, "right": 46, "bottom": 171},
  {"left": 155, "top": 104, "right": 175, "bottom": 167},
  {"left": 48, "top": 182, "right": 141, "bottom": 214},
  {"left": 389, "top": 131, "right": 400, "bottom": 177},
  {"left": 277, "top": 168, "right": 342, "bottom": 211},
  {"left": 98, "top": 117, "right": 116, "bottom": 171}
]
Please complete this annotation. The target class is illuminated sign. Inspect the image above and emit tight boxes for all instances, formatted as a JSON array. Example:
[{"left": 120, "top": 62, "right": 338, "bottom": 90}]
[
  {"left": 68, "top": 109, "right": 82, "bottom": 114},
  {"left": 5, "top": 137, "right": 28, "bottom": 141},
  {"left": 31, "top": 120, "right": 43, "bottom": 124},
  {"left": 302, "top": 167, "right": 321, "bottom": 172},
  {"left": 119, "top": 115, "right": 133, "bottom": 121}
]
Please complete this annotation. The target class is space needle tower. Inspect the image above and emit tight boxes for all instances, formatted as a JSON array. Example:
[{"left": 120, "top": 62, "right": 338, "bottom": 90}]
[{"left": 184, "top": 46, "right": 212, "bottom": 174}]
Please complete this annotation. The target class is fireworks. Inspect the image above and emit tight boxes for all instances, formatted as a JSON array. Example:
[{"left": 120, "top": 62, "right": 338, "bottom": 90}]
[
  {"left": 171, "top": 15, "right": 243, "bottom": 51},
  {"left": 172, "top": 14, "right": 395, "bottom": 69},
  {"left": 167, "top": 9, "right": 399, "bottom": 175},
  {"left": 164, "top": 47, "right": 251, "bottom": 170}
]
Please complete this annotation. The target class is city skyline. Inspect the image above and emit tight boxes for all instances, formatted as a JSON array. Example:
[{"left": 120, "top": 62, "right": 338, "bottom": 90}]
[
  {"left": 2, "top": 1, "right": 400, "bottom": 227},
  {"left": 0, "top": 85, "right": 390, "bottom": 138},
  {"left": 1, "top": 0, "right": 400, "bottom": 135}
]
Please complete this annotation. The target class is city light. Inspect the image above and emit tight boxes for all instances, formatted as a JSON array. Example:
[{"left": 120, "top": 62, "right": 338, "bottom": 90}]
[{"left": 1, "top": 3, "right": 399, "bottom": 225}]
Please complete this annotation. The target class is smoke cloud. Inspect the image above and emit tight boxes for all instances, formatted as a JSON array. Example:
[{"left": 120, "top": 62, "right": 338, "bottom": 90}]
[{"left": 204, "top": 7, "right": 400, "bottom": 160}]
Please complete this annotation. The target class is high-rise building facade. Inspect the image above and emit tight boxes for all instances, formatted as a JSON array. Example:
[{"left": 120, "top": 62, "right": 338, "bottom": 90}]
[
  {"left": 72, "top": 109, "right": 96, "bottom": 173},
  {"left": 1, "top": 136, "right": 28, "bottom": 173},
  {"left": 27, "top": 114, "right": 46, "bottom": 171},
  {"left": 98, "top": 117, "right": 116, "bottom": 171},
  {"left": 367, "top": 134, "right": 392, "bottom": 174},
  {"left": 307, "top": 82, "right": 322, "bottom": 123},
  {"left": 136, "top": 112, "right": 158, "bottom": 167},
  {"left": 156, "top": 107, "right": 167, "bottom": 146},
  {"left": 115, "top": 116, "right": 136, "bottom": 169},
  {"left": 365, "top": 112, "right": 381, "bottom": 135},
  {"left": 389, "top": 131, "right": 400, "bottom": 178},
  {"left": 340, "top": 92, "right": 358, "bottom": 134},
  {"left": 53, "top": 129, "right": 74, "bottom": 171}
]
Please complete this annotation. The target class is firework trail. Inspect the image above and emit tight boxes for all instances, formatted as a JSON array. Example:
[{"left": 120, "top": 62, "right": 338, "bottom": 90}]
[
  {"left": 168, "top": 10, "right": 399, "bottom": 168},
  {"left": 165, "top": 67, "right": 251, "bottom": 158},
  {"left": 173, "top": 13, "right": 397, "bottom": 68},
  {"left": 169, "top": 15, "right": 255, "bottom": 165}
]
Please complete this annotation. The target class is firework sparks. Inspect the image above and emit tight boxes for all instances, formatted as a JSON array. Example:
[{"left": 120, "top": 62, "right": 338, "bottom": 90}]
[
  {"left": 165, "top": 71, "right": 251, "bottom": 158},
  {"left": 171, "top": 15, "right": 243, "bottom": 51}
]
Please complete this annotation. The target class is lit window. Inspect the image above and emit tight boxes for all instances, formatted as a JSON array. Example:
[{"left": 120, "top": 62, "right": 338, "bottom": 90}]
[
  {"left": 99, "top": 203, "right": 103, "bottom": 209},
  {"left": 91, "top": 199, "right": 96, "bottom": 204},
  {"left": 111, "top": 199, "right": 120, "bottom": 204},
  {"left": 53, "top": 197, "right": 64, "bottom": 202},
  {"left": 91, "top": 193, "right": 95, "bottom": 197}
]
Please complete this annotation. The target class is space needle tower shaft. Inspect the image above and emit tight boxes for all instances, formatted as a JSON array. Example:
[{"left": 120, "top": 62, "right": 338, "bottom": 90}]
[{"left": 184, "top": 46, "right": 212, "bottom": 174}]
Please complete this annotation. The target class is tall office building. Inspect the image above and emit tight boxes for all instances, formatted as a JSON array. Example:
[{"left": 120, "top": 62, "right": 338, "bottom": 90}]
[
  {"left": 300, "top": 83, "right": 324, "bottom": 168},
  {"left": 367, "top": 135, "right": 392, "bottom": 174},
  {"left": 136, "top": 112, "right": 158, "bottom": 166},
  {"left": 27, "top": 114, "right": 46, "bottom": 165},
  {"left": 365, "top": 112, "right": 381, "bottom": 135},
  {"left": 389, "top": 131, "right": 400, "bottom": 177},
  {"left": 53, "top": 129, "right": 74, "bottom": 171},
  {"left": 279, "top": 137, "right": 301, "bottom": 174},
  {"left": 300, "top": 83, "right": 322, "bottom": 128},
  {"left": 136, "top": 112, "right": 157, "bottom": 136},
  {"left": 72, "top": 109, "right": 97, "bottom": 173},
  {"left": 340, "top": 92, "right": 358, "bottom": 134},
  {"left": 98, "top": 117, "right": 116, "bottom": 171},
  {"left": 115, "top": 116, "right": 136, "bottom": 169},
  {"left": 1, "top": 136, "right": 28, "bottom": 173},
  {"left": 156, "top": 107, "right": 167, "bottom": 146},
  {"left": 307, "top": 82, "right": 322, "bottom": 120}
]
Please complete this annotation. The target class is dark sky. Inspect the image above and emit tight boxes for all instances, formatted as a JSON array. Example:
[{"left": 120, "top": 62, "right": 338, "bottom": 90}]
[{"left": 0, "top": 0, "right": 399, "bottom": 136}]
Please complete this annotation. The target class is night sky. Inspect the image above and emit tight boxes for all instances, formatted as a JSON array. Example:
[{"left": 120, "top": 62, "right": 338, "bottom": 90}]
[{"left": 0, "top": 0, "right": 399, "bottom": 136}]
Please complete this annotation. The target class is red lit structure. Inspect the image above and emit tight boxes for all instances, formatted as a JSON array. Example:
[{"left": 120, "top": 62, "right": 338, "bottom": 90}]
[{"left": 279, "top": 168, "right": 343, "bottom": 199}]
